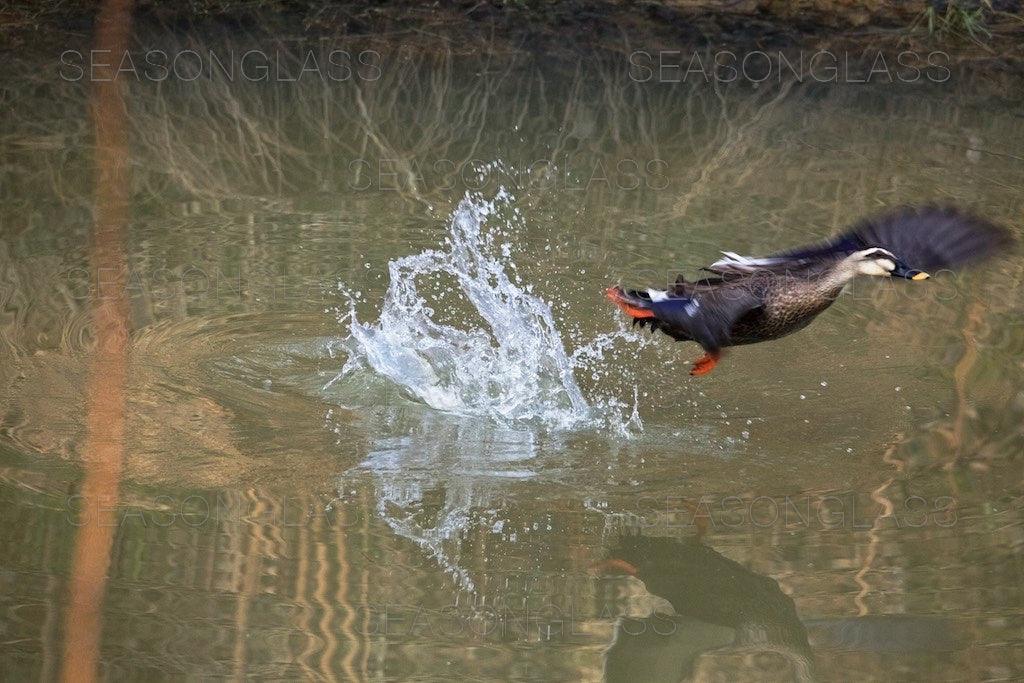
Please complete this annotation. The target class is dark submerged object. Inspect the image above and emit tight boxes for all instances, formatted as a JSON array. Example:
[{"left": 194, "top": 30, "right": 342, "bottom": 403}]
[{"left": 607, "top": 206, "right": 1013, "bottom": 375}]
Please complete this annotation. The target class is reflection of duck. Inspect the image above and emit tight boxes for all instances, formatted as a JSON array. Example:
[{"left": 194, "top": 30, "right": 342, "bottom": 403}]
[
  {"left": 595, "top": 535, "right": 965, "bottom": 682},
  {"left": 596, "top": 535, "right": 814, "bottom": 682},
  {"left": 607, "top": 207, "right": 1013, "bottom": 375}
]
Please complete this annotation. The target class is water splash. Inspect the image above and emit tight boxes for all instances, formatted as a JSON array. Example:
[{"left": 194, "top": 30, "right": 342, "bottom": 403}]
[
  {"left": 328, "top": 188, "right": 658, "bottom": 589},
  {"left": 334, "top": 415, "right": 545, "bottom": 593},
  {"left": 333, "top": 188, "right": 640, "bottom": 431}
]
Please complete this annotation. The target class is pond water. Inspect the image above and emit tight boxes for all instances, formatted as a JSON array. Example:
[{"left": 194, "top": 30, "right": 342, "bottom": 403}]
[{"left": 2, "top": 22, "right": 1023, "bottom": 682}]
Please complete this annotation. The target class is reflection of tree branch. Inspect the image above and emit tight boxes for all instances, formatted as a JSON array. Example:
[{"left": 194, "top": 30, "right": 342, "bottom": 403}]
[
  {"left": 673, "top": 74, "right": 797, "bottom": 219},
  {"left": 61, "top": 1, "right": 134, "bottom": 681},
  {"left": 335, "top": 503, "right": 362, "bottom": 682},
  {"left": 854, "top": 438, "right": 904, "bottom": 617},
  {"left": 948, "top": 300, "right": 983, "bottom": 461}
]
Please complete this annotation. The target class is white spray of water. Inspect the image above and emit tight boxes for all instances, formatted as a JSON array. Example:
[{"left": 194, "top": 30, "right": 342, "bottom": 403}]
[{"left": 333, "top": 188, "right": 644, "bottom": 432}]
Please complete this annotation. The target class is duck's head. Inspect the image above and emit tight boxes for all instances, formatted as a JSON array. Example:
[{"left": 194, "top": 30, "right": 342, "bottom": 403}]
[{"left": 852, "top": 247, "right": 930, "bottom": 280}]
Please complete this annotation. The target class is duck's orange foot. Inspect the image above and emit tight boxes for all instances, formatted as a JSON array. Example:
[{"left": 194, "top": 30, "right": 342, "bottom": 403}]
[{"left": 690, "top": 350, "right": 722, "bottom": 376}]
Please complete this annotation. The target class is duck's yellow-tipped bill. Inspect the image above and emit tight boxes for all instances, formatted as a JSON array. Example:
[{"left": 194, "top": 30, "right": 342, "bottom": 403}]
[{"left": 912, "top": 271, "right": 930, "bottom": 281}]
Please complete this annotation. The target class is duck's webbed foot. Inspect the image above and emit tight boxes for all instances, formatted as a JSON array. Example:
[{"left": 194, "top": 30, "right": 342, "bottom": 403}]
[{"left": 690, "top": 349, "right": 722, "bottom": 376}]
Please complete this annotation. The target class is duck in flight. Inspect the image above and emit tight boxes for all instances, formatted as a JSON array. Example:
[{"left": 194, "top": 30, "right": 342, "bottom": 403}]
[{"left": 606, "top": 207, "right": 1013, "bottom": 376}]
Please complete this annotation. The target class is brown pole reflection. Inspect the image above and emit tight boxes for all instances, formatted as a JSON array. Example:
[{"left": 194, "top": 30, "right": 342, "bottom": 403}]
[{"left": 61, "top": 0, "right": 134, "bottom": 681}]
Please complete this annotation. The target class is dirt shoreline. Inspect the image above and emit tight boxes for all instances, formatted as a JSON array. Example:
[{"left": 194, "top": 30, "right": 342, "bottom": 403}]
[{"left": 2, "top": 0, "right": 1023, "bottom": 71}]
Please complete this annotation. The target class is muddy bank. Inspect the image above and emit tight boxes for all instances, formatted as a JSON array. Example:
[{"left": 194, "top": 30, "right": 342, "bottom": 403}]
[{"left": 2, "top": 0, "right": 1023, "bottom": 71}]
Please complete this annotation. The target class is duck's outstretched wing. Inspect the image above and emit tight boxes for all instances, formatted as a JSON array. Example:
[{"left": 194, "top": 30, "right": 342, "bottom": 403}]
[
  {"left": 606, "top": 284, "right": 761, "bottom": 351},
  {"left": 830, "top": 206, "right": 1014, "bottom": 271},
  {"left": 706, "top": 206, "right": 1013, "bottom": 276}
]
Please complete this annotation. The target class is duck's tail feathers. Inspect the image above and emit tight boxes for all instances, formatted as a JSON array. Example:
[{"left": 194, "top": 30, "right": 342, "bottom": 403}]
[{"left": 605, "top": 286, "right": 657, "bottom": 320}]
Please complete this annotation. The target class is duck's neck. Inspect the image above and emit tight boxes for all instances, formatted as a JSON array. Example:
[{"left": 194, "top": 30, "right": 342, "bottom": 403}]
[{"left": 814, "top": 259, "right": 862, "bottom": 298}]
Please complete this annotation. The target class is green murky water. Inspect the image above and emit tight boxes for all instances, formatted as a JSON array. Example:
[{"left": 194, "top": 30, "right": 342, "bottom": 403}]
[{"left": 2, "top": 23, "right": 1023, "bottom": 681}]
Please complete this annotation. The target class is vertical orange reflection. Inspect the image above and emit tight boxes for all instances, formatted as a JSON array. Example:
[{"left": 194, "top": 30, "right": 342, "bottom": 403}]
[{"left": 61, "top": 0, "right": 134, "bottom": 681}]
